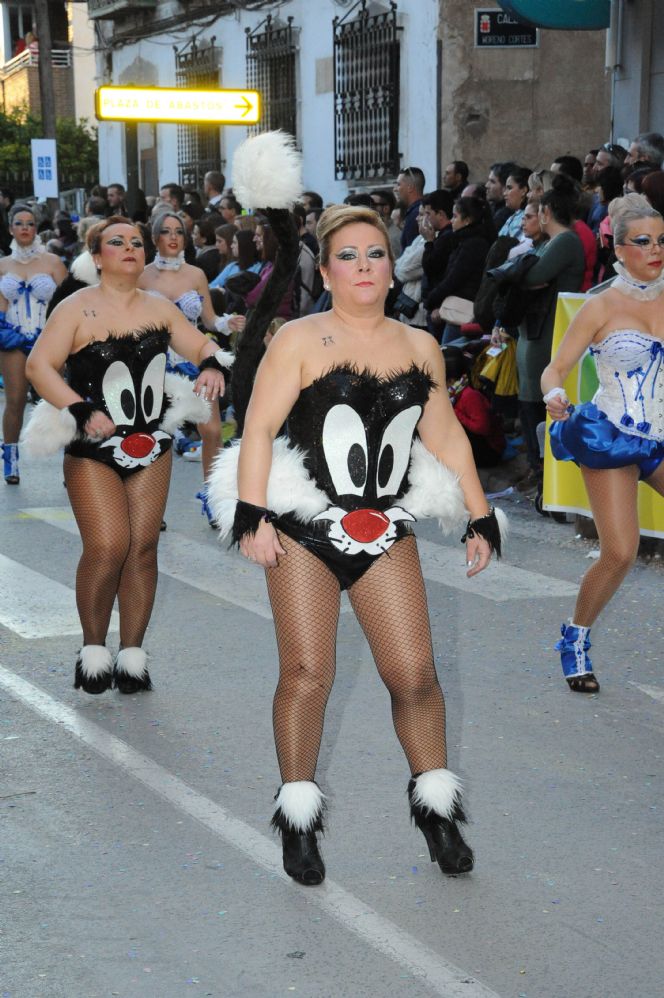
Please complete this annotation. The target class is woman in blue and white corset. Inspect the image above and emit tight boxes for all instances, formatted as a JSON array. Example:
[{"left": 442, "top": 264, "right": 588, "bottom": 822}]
[
  {"left": 0, "top": 203, "right": 66, "bottom": 483},
  {"left": 542, "top": 193, "right": 664, "bottom": 693},
  {"left": 138, "top": 210, "right": 245, "bottom": 504}
]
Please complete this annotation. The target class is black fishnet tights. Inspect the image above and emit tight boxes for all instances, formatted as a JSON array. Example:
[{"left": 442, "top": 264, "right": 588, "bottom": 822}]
[
  {"left": 63, "top": 452, "right": 172, "bottom": 648},
  {"left": 266, "top": 533, "right": 447, "bottom": 783},
  {"left": 574, "top": 463, "right": 664, "bottom": 626}
]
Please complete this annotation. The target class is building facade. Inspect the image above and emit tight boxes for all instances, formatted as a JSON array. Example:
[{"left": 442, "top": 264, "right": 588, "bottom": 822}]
[
  {"left": 89, "top": 0, "right": 612, "bottom": 198},
  {"left": 0, "top": 0, "right": 75, "bottom": 118}
]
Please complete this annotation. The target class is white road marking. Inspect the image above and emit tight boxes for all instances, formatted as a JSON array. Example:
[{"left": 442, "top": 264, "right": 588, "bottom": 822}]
[
  {"left": 0, "top": 552, "right": 117, "bottom": 639},
  {"left": 0, "top": 663, "right": 500, "bottom": 998},
  {"left": 417, "top": 539, "right": 578, "bottom": 602},
  {"left": 631, "top": 683, "right": 664, "bottom": 704},
  {"left": 21, "top": 507, "right": 352, "bottom": 619}
]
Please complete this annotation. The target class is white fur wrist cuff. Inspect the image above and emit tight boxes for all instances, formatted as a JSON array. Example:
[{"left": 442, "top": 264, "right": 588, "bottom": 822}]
[{"left": 543, "top": 387, "right": 568, "bottom": 404}]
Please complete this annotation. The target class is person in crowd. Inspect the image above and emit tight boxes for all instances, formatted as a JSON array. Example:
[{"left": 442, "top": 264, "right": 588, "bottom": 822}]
[
  {"left": 304, "top": 208, "right": 322, "bottom": 252},
  {"left": 542, "top": 193, "right": 664, "bottom": 693},
  {"left": 46, "top": 212, "right": 79, "bottom": 268},
  {"left": 551, "top": 156, "right": 583, "bottom": 183},
  {"left": 393, "top": 204, "right": 427, "bottom": 328},
  {"left": 624, "top": 132, "right": 664, "bottom": 169},
  {"left": 514, "top": 173, "right": 585, "bottom": 491},
  {"left": 588, "top": 165, "right": 623, "bottom": 234},
  {"left": 582, "top": 150, "right": 599, "bottom": 189},
  {"left": 370, "top": 189, "right": 402, "bottom": 259},
  {"left": 442, "top": 160, "right": 469, "bottom": 201},
  {"left": 571, "top": 197, "right": 597, "bottom": 293},
  {"left": 219, "top": 194, "right": 241, "bottom": 226},
  {"left": 137, "top": 210, "right": 244, "bottom": 498},
  {"left": 301, "top": 191, "right": 323, "bottom": 214},
  {"left": 209, "top": 193, "right": 504, "bottom": 888},
  {"left": 211, "top": 229, "right": 261, "bottom": 290},
  {"left": 443, "top": 346, "right": 505, "bottom": 466},
  {"left": 486, "top": 162, "right": 517, "bottom": 231},
  {"left": 192, "top": 215, "right": 223, "bottom": 282},
  {"left": 0, "top": 203, "right": 66, "bottom": 482},
  {"left": 499, "top": 167, "right": 531, "bottom": 238},
  {"left": 641, "top": 170, "right": 664, "bottom": 216},
  {"left": 395, "top": 166, "right": 425, "bottom": 250},
  {"left": 593, "top": 143, "right": 626, "bottom": 178},
  {"left": 159, "top": 183, "right": 185, "bottom": 212},
  {"left": 425, "top": 196, "right": 492, "bottom": 344},
  {"left": 462, "top": 182, "right": 487, "bottom": 200},
  {"left": 203, "top": 171, "right": 226, "bottom": 215},
  {"left": 419, "top": 188, "right": 454, "bottom": 292},
  {"left": 344, "top": 192, "right": 373, "bottom": 208},
  {"left": 23, "top": 218, "right": 226, "bottom": 695},
  {"left": 292, "top": 204, "right": 322, "bottom": 317},
  {"left": 106, "top": 183, "right": 127, "bottom": 216},
  {"left": 246, "top": 217, "right": 294, "bottom": 320},
  {"left": 528, "top": 169, "right": 554, "bottom": 204}
]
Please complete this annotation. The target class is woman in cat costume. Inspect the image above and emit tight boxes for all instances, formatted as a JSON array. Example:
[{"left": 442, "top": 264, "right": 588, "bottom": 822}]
[
  {"left": 209, "top": 133, "right": 506, "bottom": 887},
  {"left": 24, "top": 218, "right": 229, "bottom": 694}
]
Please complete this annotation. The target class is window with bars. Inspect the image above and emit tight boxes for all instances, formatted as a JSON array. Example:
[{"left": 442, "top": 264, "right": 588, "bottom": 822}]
[
  {"left": 333, "top": 0, "right": 401, "bottom": 182},
  {"left": 245, "top": 14, "right": 298, "bottom": 141},
  {"left": 175, "top": 39, "right": 223, "bottom": 191}
]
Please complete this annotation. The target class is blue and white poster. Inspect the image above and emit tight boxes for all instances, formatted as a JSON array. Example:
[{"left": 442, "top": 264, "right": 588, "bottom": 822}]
[{"left": 31, "top": 138, "right": 59, "bottom": 200}]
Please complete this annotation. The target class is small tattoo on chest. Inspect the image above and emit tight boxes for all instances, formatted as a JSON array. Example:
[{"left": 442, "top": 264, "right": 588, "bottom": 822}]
[
  {"left": 83, "top": 309, "right": 97, "bottom": 317},
  {"left": 322, "top": 336, "right": 335, "bottom": 346}
]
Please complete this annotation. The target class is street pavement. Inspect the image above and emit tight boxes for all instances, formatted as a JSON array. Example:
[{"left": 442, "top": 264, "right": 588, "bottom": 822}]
[{"left": 1, "top": 432, "right": 663, "bottom": 998}]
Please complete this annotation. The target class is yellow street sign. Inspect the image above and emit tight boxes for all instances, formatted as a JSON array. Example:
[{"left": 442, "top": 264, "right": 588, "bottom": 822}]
[{"left": 95, "top": 86, "right": 261, "bottom": 125}]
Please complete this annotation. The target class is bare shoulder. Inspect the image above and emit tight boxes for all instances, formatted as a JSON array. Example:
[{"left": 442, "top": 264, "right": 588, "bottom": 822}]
[
  {"left": 268, "top": 315, "right": 312, "bottom": 357},
  {"left": 402, "top": 323, "right": 441, "bottom": 365},
  {"left": 136, "top": 287, "right": 176, "bottom": 316},
  {"left": 43, "top": 251, "right": 65, "bottom": 270}
]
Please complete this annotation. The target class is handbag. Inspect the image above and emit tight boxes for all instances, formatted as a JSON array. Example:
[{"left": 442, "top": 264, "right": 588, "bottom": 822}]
[
  {"left": 439, "top": 295, "right": 474, "bottom": 325},
  {"left": 393, "top": 288, "right": 420, "bottom": 320}
]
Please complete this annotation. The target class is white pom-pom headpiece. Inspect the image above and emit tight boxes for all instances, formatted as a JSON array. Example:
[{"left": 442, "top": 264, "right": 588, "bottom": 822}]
[{"left": 232, "top": 130, "right": 302, "bottom": 210}]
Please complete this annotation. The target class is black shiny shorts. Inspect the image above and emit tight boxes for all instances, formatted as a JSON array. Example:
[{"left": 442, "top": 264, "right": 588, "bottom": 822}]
[{"left": 275, "top": 513, "right": 414, "bottom": 590}]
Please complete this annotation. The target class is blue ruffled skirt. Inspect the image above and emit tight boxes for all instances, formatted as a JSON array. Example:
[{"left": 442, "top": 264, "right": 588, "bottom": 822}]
[
  {"left": 549, "top": 402, "right": 664, "bottom": 479},
  {"left": 0, "top": 323, "right": 37, "bottom": 355}
]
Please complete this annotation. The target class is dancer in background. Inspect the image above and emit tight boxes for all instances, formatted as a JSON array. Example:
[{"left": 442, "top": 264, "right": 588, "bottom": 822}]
[
  {"left": 542, "top": 193, "right": 664, "bottom": 692},
  {"left": 0, "top": 203, "right": 66, "bottom": 483},
  {"left": 24, "top": 218, "right": 227, "bottom": 695}
]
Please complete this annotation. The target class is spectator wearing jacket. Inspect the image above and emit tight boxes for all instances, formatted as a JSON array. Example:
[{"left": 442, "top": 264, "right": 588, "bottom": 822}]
[
  {"left": 395, "top": 166, "right": 425, "bottom": 251},
  {"left": 442, "top": 160, "right": 469, "bottom": 202},
  {"left": 425, "top": 196, "right": 492, "bottom": 344},
  {"left": 420, "top": 189, "right": 454, "bottom": 293},
  {"left": 393, "top": 205, "right": 427, "bottom": 328},
  {"left": 486, "top": 162, "right": 517, "bottom": 232}
]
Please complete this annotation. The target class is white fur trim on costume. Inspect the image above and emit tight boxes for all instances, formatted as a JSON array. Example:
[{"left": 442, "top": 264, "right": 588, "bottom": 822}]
[
  {"left": 115, "top": 647, "right": 148, "bottom": 678},
  {"left": 213, "top": 347, "right": 234, "bottom": 369},
  {"left": 274, "top": 781, "right": 325, "bottom": 833},
  {"left": 20, "top": 402, "right": 78, "bottom": 456},
  {"left": 400, "top": 439, "right": 467, "bottom": 534},
  {"left": 207, "top": 437, "right": 329, "bottom": 539},
  {"left": 159, "top": 372, "right": 211, "bottom": 435},
  {"left": 410, "top": 769, "right": 463, "bottom": 820},
  {"left": 494, "top": 507, "right": 509, "bottom": 550},
  {"left": 78, "top": 645, "right": 113, "bottom": 679},
  {"left": 70, "top": 250, "right": 100, "bottom": 286},
  {"left": 232, "top": 131, "right": 302, "bottom": 210}
]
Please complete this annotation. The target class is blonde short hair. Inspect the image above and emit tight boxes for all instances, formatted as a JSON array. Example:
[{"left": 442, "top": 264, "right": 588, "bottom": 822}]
[
  {"left": 316, "top": 204, "right": 393, "bottom": 267},
  {"left": 609, "top": 192, "right": 662, "bottom": 244}
]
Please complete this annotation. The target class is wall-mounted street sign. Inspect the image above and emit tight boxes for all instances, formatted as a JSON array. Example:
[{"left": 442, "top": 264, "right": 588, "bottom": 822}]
[
  {"left": 475, "top": 8, "right": 539, "bottom": 48},
  {"left": 95, "top": 86, "right": 261, "bottom": 125}
]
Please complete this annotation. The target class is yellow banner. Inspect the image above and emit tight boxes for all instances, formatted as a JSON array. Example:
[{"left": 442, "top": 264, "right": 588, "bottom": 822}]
[
  {"left": 542, "top": 293, "right": 664, "bottom": 538},
  {"left": 95, "top": 87, "right": 261, "bottom": 125}
]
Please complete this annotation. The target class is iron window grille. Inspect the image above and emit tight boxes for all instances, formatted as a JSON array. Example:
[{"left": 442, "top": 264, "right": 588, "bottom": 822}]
[
  {"left": 245, "top": 15, "right": 298, "bottom": 141},
  {"left": 333, "top": 0, "right": 401, "bottom": 182},
  {"left": 174, "top": 39, "right": 224, "bottom": 191}
]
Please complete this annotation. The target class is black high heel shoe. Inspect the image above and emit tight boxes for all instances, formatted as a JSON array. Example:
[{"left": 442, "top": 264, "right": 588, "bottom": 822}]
[
  {"left": 418, "top": 814, "right": 474, "bottom": 875},
  {"left": 280, "top": 828, "right": 325, "bottom": 886},
  {"left": 408, "top": 769, "right": 474, "bottom": 876},
  {"left": 271, "top": 780, "right": 326, "bottom": 886},
  {"left": 74, "top": 645, "right": 114, "bottom": 695},
  {"left": 113, "top": 648, "right": 153, "bottom": 694}
]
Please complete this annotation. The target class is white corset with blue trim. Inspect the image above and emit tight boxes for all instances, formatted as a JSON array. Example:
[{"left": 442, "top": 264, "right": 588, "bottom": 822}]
[
  {"left": 0, "top": 272, "right": 57, "bottom": 337},
  {"left": 174, "top": 290, "right": 203, "bottom": 323},
  {"left": 591, "top": 330, "right": 664, "bottom": 442}
]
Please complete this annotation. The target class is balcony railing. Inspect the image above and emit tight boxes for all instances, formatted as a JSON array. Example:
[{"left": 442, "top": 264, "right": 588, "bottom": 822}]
[
  {"left": 1, "top": 48, "right": 72, "bottom": 78},
  {"left": 88, "top": 0, "right": 157, "bottom": 18}
]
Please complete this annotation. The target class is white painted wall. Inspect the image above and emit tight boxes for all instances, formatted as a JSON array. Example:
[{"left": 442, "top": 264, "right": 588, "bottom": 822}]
[
  {"left": 96, "top": 0, "right": 439, "bottom": 199},
  {"left": 69, "top": 0, "right": 97, "bottom": 124}
]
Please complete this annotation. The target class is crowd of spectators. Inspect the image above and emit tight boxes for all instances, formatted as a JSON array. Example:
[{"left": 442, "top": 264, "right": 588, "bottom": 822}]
[{"left": 3, "top": 129, "right": 664, "bottom": 501}]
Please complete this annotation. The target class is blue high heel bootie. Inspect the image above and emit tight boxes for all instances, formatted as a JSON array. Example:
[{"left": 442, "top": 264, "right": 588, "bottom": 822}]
[
  {"left": 555, "top": 621, "right": 599, "bottom": 693},
  {"left": 196, "top": 489, "right": 218, "bottom": 529},
  {"left": 2, "top": 443, "right": 19, "bottom": 484}
]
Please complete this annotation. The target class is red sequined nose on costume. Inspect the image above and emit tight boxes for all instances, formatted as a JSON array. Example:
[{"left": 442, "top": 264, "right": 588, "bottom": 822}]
[
  {"left": 121, "top": 433, "right": 155, "bottom": 458},
  {"left": 341, "top": 508, "right": 389, "bottom": 543}
]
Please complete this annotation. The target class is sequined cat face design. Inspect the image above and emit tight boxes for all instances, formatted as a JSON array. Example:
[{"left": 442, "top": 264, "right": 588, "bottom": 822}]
[
  {"left": 313, "top": 403, "right": 421, "bottom": 555},
  {"left": 98, "top": 353, "right": 170, "bottom": 469}
]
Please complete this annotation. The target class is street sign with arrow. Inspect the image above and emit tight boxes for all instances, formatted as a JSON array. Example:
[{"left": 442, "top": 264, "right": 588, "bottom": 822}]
[{"left": 95, "top": 86, "right": 261, "bottom": 125}]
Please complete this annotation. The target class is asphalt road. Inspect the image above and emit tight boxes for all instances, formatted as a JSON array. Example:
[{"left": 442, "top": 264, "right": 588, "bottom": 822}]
[{"left": 1, "top": 430, "right": 663, "bottom": 998}]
